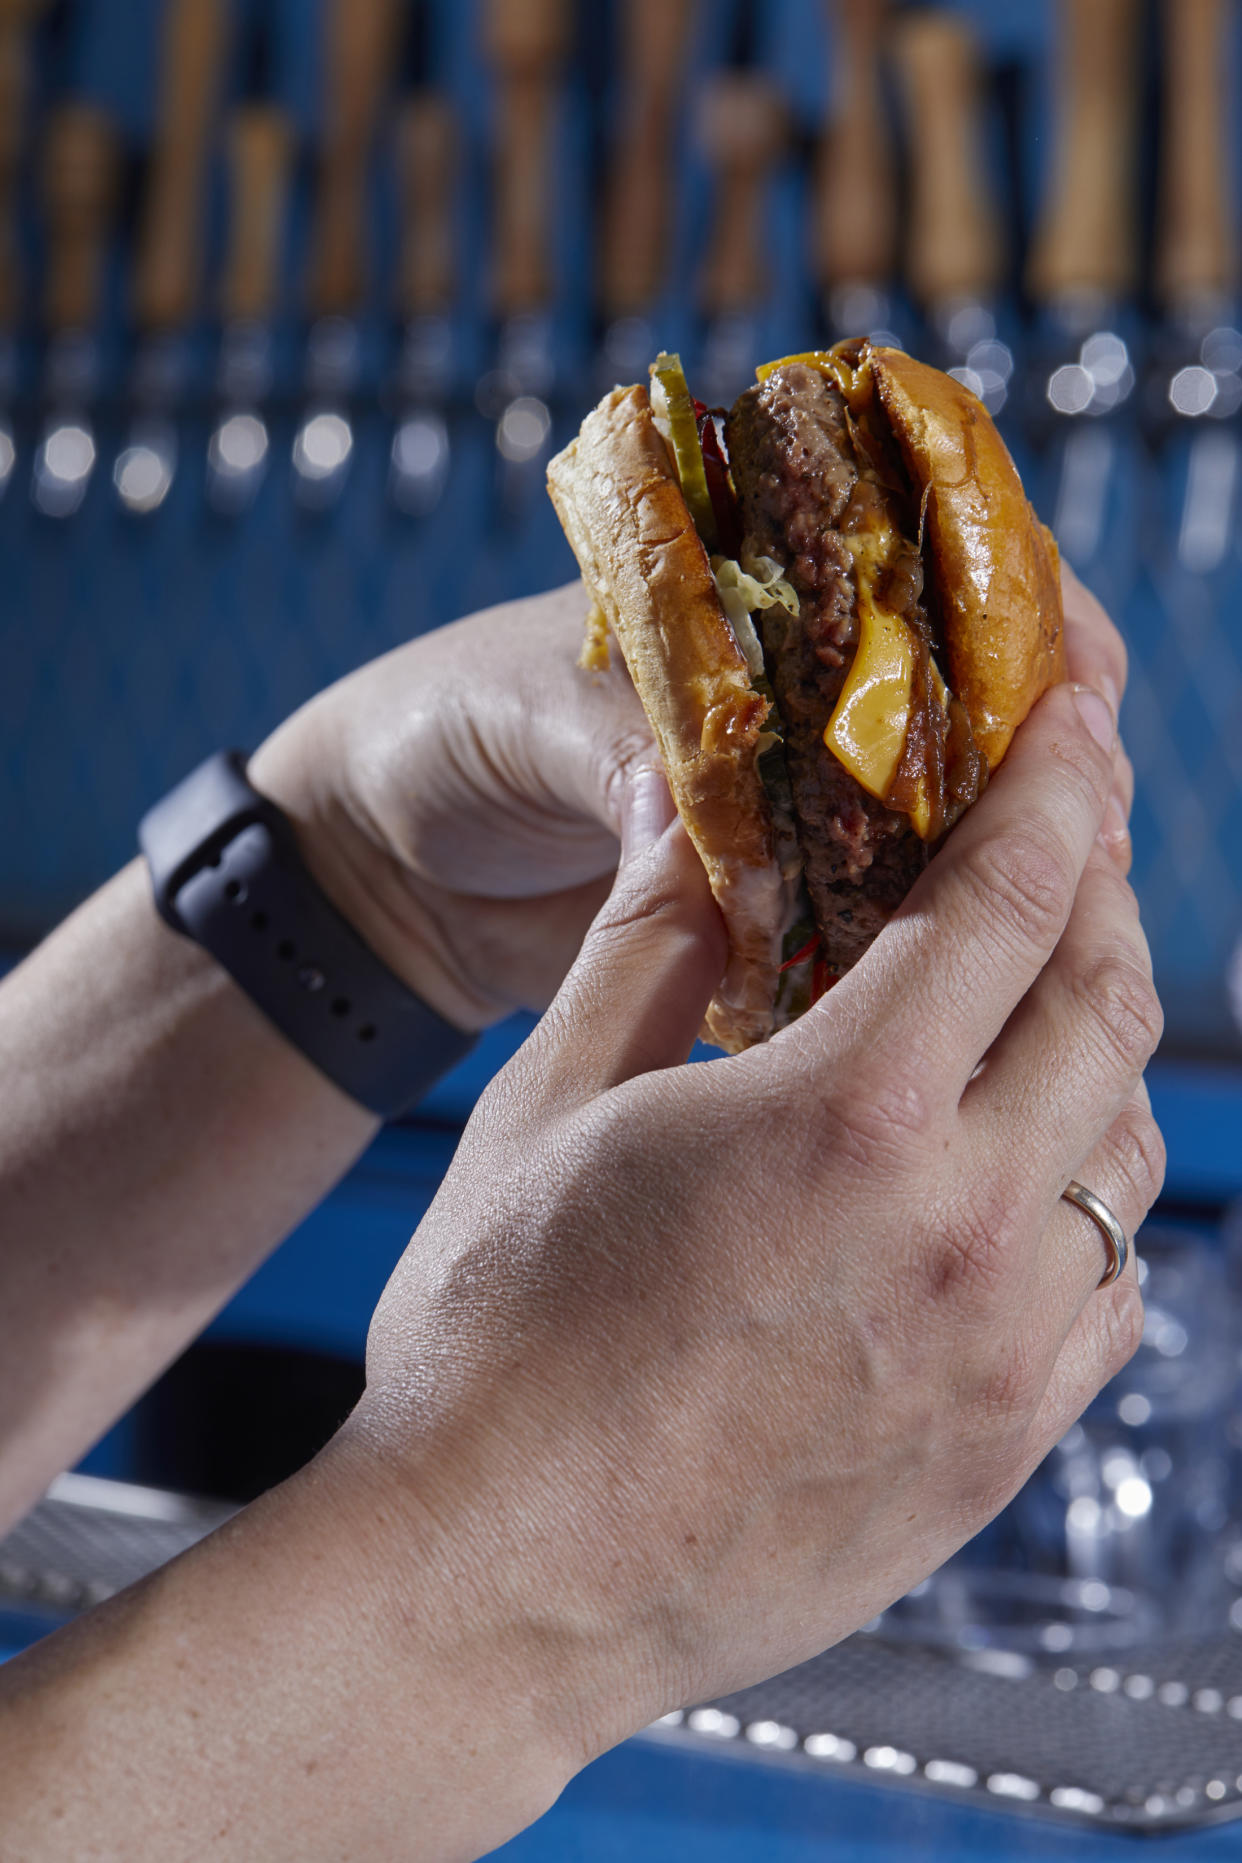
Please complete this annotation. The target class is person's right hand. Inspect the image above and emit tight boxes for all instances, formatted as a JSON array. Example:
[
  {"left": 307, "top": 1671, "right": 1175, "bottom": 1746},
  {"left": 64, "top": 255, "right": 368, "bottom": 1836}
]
[
  {"left": 0, "top": 575, "right": 1161, "bottom": 1863},
  {"left": 345, "top": 570, "right": 1162, "bottom": 1845}
]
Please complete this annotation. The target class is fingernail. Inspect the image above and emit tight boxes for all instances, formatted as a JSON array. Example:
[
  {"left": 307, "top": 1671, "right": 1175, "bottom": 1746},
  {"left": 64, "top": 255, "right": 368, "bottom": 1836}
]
[
  {"left": 1072, "top": 684, "right": 1116, "bottom": 752},
  {"left": 1096, "top": 672, "right": 1119, "bottom": 719},
  {"left": 620, "top": 767, "right": 676, "bottom": 864}
]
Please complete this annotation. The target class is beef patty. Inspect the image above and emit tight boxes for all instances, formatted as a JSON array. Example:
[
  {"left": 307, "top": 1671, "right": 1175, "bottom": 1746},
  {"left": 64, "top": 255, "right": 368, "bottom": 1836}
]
[{"left": 726, "top": 360, "right": 975, "bottom": 976}]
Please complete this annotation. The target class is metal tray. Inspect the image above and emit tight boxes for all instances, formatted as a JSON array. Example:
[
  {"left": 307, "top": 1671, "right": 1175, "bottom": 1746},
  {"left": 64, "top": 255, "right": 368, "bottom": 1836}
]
[{"left": 3, "top": 1475, "right": 1241, "bottom": 1833}]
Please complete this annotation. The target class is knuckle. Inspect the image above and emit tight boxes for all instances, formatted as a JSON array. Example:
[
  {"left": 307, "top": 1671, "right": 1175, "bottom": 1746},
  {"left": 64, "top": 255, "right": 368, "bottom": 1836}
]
[
  {"left": 1098, "top": 1276, "right": 1146, "bottom": 1378},
  {"left": 1075, "top": 952, "right": 1164, "bottom": 1077},
  {"left": 589, "top": 864, "right": 715, "bottom": 975},
  {"left": 1104, "top": 1103, "right": 1168, "bottom": 1215},
  {"left": 602, "top": 732, "right": 664, "bottom": 819},
  {"left": 1117, "top": 747, "right": 1135, "bottom": 806},
  {"left": 1107, "top": 630, "right": 1129, "bottom": 697},
  {"left": 947, "top": 1319, "right": 1071, "bottom": 1523},
  {"left": 960, "top": 828, "right": 1074, "bottom": 958},
  {"left": 950, "top": 1454, "right": 1023, "bottom": 1535},
  {"left": 825, "top": 1073, "right": 939, "bottom": 1179},
  {"left": 1049, "top": 692, "right": 1116, "bottom": 792},
  {"left": 963, "top": 1334, "right": 1046, "bottom": 1429},
  {"left": 1088, "top": 615, "right": 1128, "bottom": 702},
  {"left": 911, "top": 1182, "right": 1022, "bottom": 1314}
]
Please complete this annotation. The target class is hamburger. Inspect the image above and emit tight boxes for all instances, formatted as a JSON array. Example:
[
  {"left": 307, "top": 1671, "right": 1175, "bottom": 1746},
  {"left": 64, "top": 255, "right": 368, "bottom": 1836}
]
[{"left": 547, "top": 339, "right": 1064, "bottom": 1052}]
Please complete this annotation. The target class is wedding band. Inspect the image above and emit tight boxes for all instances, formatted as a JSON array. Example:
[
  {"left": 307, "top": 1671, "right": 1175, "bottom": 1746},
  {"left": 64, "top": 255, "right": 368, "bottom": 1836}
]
[{"left": 1061, "top": 1180, "right": 1129, "bottom": 1287}]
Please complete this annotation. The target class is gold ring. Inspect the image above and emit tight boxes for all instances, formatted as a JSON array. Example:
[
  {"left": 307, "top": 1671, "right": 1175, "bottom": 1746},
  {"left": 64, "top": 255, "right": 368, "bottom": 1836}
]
[{"left": 1061, "top": 1180, "right": 1129, "bottom": 1287}]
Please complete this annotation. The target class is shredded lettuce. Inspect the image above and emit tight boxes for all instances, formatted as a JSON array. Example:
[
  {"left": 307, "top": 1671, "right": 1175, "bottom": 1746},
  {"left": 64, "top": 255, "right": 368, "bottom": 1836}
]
[
  {"left": 710, "top": 552, "right": 805, "bottom": 890},
  {"left": 710, "top": 554, "right": 800, "bottom": 678}
]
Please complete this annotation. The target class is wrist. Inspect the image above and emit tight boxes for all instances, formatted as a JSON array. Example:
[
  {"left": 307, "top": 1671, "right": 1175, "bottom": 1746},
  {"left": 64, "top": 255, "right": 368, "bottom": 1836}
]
[
  {"left": 0, "top": 1429, "right": 574, "bottom": 1863},
  {"left": 341, "top": 1393, "right": 668, "bottom": 1781},
  {"left": 248, "top": 713, "right": 499, "bottom": 1036},
  {"left": 294, "top": 1419, "right": 587, "bottom": 1853}
]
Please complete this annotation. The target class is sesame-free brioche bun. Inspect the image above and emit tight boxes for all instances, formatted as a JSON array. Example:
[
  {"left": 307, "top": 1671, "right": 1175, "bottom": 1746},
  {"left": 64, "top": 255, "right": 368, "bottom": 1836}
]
[
  {"left": 548, "top": 384, "right": 785, "bottom": 1051},
  {"left": 548, "top": 341, "right": 1064, "bottom": 1053},
  {"left": 869, "top": 346, "right": 1064, "bottom": 769}
]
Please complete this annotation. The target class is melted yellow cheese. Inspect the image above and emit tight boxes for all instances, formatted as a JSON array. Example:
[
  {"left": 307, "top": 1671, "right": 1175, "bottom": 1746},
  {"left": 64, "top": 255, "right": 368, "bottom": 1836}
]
[
  {"left": 756, "top": 350, "right": 861, "bottom": 398},
  {"left": 578, "top": 599, "right": 611, "bottom": 673},
  {"left": 823, "top": 515, "right": 917, "bottom": 805}
]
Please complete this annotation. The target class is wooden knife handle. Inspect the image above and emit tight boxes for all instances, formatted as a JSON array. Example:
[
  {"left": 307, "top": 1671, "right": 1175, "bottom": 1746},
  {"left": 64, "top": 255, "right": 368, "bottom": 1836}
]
[
  {"left": 813, "top": 0, "right": 897, "bottom": 290},
  {"left": 481, "top": 0, "right": 572, "bottom": 75},
  {"left": 892, "top": 11, "right": 1001, "bottom": 308},
  {"left": 220, "top": 104, "right": 294, "bottom": 325},
  {"left": 1027, "top": 0, "right": 1141, "bottom": 306},
  {"left": 1154, "top": 0, "right": 1236, "bottom": 310},
  {"left": 0, "top": 0, "right": 51, "bottom": 326},
  {"left": 483, "top": 0, "right": 571, "bottom": 318},
  {"left": 696, "top": 71, "right": 787, "bottom": 315},
  {"left": 133, "top": 0, "right": 230, "bottom": 331},
  {"left": 616, "top": 0, "right": 697, "bottom": 109},
  {"left": 306, "top": 0, "right": 399, "bottom": 317},
  {"left": 0, "top": 0, "right": 45, "bottom": 172},
  {"left": 599, "top": 0, "right": 697, "bottom": 316},
  {"left": 394, "top": 90, "right": 460, "bottom": 319},
  {"left": 320, "top": 0, "right": 399, "bottom": 157},
  {"left": 41, "top": 102, "right": 121, "bottom": 334}
]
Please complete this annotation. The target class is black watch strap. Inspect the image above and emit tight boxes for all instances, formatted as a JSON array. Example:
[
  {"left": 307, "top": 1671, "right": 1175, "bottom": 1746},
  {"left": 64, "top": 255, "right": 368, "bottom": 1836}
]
[{"left": 139, "top": 750, "right": 478, "bottom": 1120}]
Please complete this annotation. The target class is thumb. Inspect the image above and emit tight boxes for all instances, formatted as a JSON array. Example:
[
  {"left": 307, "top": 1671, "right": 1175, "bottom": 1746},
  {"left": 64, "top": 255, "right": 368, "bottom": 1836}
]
[{"left": 522, "top": 768, "right": 728, "bottom": 1107}]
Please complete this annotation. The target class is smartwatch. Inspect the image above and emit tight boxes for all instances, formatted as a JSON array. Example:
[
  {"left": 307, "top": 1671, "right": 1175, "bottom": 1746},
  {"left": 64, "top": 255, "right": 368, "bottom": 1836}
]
[{"left": 139, "top": 750, "right": 478, "bottom": 1119}]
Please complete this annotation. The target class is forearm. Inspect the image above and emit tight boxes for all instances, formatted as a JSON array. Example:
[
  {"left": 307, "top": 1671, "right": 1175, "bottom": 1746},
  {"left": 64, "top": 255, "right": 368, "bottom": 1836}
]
[
  {"left": 0, "top": 860, "right": 376, "bottom": 1527},
  {"left": 0, "top": 1424, "right": 577, "bottom": 1863}
]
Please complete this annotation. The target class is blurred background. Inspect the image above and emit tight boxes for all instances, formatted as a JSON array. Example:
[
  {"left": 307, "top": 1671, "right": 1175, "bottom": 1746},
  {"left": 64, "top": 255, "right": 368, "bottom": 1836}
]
[{"left": 5, "top": 0, "right": 1242, "bottom": 1839}]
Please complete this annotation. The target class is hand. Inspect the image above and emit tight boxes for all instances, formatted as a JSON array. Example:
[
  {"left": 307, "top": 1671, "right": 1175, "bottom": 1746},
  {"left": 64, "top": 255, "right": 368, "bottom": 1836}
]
[
  {"left": 248, "top": 584, "right": 657, "bottom": 1030},
  {"left": 350, "top": 567, "right": 1163, "bottom": 1787}
]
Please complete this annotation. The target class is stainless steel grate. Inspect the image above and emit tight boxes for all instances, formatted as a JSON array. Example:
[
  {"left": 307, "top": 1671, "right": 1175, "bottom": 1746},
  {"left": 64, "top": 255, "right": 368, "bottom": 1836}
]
[{"left": 4, "top": 1475, "right": 1241, "bottom": 1833}]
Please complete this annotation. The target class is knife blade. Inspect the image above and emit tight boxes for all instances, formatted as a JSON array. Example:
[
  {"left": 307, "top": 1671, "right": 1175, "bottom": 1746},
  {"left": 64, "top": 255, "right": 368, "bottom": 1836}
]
[
  {"left": 31, "top": 100, "right": 120, "bottom": 518},
  {"left": 0, "top": 0, "right": 52, "bottom": 500},
  {"left": 388, "top": 0, "right": 459, "bottom": 518},
  {"left": 1126, "top": 0, "right": 1242, "bottom": 1023},
  {"left": 206, "top": 3, "right": 293, "bottom": 518},
  {"left": 478, "top": 0, "right": 571, "bottom": 517},
  {"left": 389, "top": 87, "right": 459, "bottom": 518},
  {"left": 114, "top": 0, "right": 230, "bottom": 516},
  {"left": 1025, "top": 0, "right": 1142, "bottom": 610},
  {"left": 291, "top": 0, "right": 399, "bottom": 512},
  {"left": 1149, "top": 0, "right": 1240, "bottom": 581}
]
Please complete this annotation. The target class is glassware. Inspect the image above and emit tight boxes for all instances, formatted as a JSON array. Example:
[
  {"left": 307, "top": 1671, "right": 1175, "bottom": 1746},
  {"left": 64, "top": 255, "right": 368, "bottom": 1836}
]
[{"left": 881, "top": 1225, "right": 1236, "bottom": 1656}]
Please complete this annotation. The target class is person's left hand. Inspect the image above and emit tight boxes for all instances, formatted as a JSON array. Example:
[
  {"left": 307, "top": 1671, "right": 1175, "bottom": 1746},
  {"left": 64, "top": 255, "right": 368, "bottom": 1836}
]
[{"left": 248, "top": 583, "right": 659, "bottom": 1031}]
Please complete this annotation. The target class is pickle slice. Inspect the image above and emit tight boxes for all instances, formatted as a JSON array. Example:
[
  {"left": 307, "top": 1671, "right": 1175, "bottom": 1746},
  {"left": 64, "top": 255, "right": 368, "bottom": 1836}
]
[{"left": 649, "top": 351, "right": 717, "bottom": 548}]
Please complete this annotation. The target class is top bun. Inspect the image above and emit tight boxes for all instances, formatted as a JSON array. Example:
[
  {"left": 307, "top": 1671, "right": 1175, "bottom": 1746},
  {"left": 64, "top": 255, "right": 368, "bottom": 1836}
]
[
  {"left": 870, "top": 347, "right": 1063, "bottom": 769},
  {"left": 547, "top": 382, "right": 787, "bottom": 1051}
]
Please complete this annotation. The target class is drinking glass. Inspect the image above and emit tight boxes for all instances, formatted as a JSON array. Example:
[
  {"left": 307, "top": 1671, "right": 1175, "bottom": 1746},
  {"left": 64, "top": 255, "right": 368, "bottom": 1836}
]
[{"left": 881, "top": 1225, "right": 1236, "bottom": 1655}]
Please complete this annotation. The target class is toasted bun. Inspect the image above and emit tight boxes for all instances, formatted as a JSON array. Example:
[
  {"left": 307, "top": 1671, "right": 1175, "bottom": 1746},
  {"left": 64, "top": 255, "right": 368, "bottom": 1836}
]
[
  {"left": 870, "top": 346, "right": 1064, "bottom": 769},
  {"left": 547, "top": 384, "right": 786, "bottom": 1051}
]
